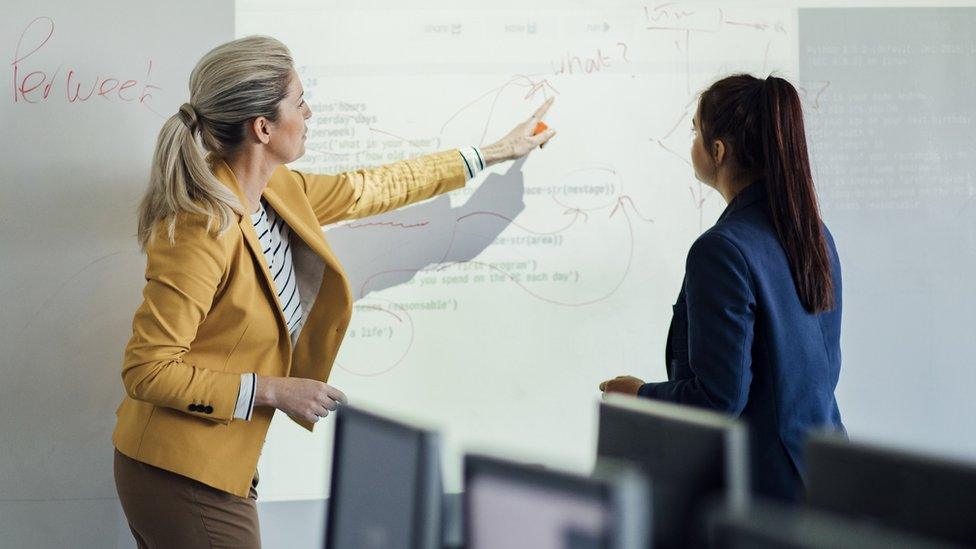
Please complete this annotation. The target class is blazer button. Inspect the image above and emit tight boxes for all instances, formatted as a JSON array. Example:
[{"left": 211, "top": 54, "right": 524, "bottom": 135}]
[
  {"left": 187, "top": 404, "right": 197, "bottom": 412},
  {"left": 204, "top": 406, "right": 214, "bottom": 414}
]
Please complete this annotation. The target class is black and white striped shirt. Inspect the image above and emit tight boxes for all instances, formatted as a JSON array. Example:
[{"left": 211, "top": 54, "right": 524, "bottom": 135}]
[{"left": 232, "top": 147, "right": 485, "bottom": 421}]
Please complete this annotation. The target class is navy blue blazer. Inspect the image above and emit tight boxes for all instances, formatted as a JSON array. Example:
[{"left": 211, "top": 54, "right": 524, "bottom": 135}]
[{"left": 638, "top": 182, "right": 845, "bottom": 501}]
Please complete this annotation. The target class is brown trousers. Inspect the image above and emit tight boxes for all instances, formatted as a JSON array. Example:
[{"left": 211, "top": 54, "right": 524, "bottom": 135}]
[{"left": 114, "top": 449, "right": 261, "bottom": 548}]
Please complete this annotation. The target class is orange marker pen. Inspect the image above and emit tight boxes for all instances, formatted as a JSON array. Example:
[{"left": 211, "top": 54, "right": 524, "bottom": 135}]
[{"left": 534, "top": 121, "right": 550, "bottom": 148}]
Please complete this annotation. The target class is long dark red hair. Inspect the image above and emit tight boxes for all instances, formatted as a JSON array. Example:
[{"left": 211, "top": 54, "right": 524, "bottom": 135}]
[{"left": 698, "top": 74, "right": 834, "bottom": 313}]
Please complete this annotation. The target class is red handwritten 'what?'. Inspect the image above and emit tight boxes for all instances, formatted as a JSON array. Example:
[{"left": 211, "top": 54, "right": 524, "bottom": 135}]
[{"left": 11, "top": 16, "right": 161, "bottom": 107}]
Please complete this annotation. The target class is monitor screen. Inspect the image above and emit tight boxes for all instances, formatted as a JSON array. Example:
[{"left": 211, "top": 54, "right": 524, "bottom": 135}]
[
  {"left": 597, "top": 396, "right": 748, "bottom": 548},
  {"left": 805, "top": 433, "right": 976, "bottom": 546},
  {"left": 326, "top": 406, "right": 441, "bottom": 549},
  {"left": 709, "top": 498, "right": 959, "bottom": 549},
  {"left": 465, "top": 455, "right": 617, "bottom": 549}
]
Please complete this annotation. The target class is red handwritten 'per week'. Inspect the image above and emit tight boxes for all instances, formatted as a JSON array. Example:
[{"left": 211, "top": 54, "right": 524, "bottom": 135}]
[{"left": 11, "top": 16, "right": 161, "bottom": 106}]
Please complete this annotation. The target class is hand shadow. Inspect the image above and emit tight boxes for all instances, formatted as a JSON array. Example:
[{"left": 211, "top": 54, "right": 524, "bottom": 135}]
[{"left": 324, "top": 157, "right": 529, "bottom": 300}]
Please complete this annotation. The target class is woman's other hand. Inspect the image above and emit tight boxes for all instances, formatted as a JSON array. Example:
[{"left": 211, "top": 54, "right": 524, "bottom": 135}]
[
  {"left": 256, "top": 376, "right": 347, "bottom": 423},
  {"left": 599, "top": 375, "right": 645, "bottom": 398},
  {"left": 481, "top": 97, "right": 556, "bottom": 165}
]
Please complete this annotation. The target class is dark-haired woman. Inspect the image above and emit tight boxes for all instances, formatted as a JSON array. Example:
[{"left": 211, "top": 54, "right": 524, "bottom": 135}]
[{"left": 600, "top": 74, "right": 844, "bottom": 502}]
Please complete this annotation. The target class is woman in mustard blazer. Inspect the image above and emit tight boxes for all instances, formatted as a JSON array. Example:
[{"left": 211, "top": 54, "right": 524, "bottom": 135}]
[{"left": 112, "top": 35, "right": 555, "bottom": 548}]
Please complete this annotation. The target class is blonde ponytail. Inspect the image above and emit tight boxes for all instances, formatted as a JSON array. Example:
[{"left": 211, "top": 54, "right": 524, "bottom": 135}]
[{"left": 137, "top": 36, "right": 294, "bottom": 249}]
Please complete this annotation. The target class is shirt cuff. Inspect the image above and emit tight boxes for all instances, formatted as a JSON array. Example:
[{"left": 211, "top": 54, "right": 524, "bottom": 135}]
[
  {"left": 458, "top": 146, "right": 486, "bottom": 181},
  {"left": 233, "top": 373, "right": 257, "bottom": 421}
]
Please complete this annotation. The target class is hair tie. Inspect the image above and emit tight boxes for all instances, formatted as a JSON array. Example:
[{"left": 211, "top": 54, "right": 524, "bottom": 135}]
[{"left": 178, "top": 103, "right": 199, "bottom": 132}]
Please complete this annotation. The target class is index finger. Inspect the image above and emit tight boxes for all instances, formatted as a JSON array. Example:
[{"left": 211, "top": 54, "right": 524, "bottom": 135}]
[{"left": 530, "top": 96, "right": 555, "bottom": 122}]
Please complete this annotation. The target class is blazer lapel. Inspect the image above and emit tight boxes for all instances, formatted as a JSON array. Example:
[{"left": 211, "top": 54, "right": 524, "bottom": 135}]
[
  {"left": 210, "top": 158, "right": 352, "bottom": 346},
  {"left": 262, "top": 186, "right": 343, "bottom": 276},
  {"left": 211, "top": 158, "right": 291, "bottom": 334}
]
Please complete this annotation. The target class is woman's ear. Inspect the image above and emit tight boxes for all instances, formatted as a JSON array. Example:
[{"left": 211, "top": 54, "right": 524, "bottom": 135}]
[
  {"left": 249, "top": 116, "right": 272, "bottom": 145},
  {"left": 711, "top": 139, "right": 726, "bottom": 167}
]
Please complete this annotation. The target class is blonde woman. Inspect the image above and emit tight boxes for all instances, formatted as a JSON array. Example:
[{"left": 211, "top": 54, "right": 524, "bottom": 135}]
[{"left": 112, "top": 36, "right": 555, "bottom": 548}]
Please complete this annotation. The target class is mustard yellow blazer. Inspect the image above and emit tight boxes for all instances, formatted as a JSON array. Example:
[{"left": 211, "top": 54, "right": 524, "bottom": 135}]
[{"left": 113, "top": 150, "right": 466, "bottom": 497}]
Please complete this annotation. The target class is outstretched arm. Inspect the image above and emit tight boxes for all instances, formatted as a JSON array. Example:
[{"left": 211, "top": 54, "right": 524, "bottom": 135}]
[{"left": 297, "top": 98, "right": 556, "bottom": 226}]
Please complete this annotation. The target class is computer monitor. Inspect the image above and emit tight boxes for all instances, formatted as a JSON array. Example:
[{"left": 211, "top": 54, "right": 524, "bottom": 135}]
[
  {"left": 708, "top": 499, "right": 960, "bottom": 549},
  {"left": 596, "top": 395, "right": 749, "bottom": 548},
  {"left": 463, "top": 454, "right": 651, "bottom": 549},
  {"left": 325, "top": 405, "right": 442, "bottom": 549},
  {"left": 804, "top": 432, "right": 976, "bottom": 547}
]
